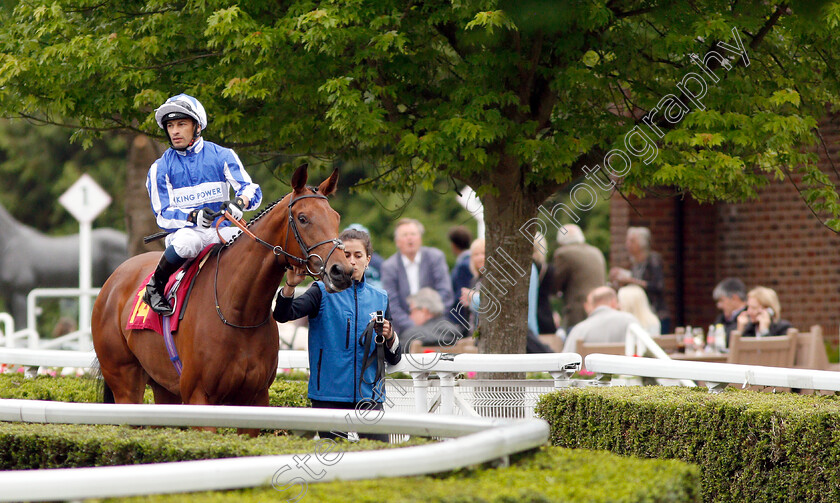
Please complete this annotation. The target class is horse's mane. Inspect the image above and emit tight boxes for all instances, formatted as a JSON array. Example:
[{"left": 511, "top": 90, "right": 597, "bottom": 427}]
[{"left": 223, "top": 186, "right": 320, "bottom": 248}]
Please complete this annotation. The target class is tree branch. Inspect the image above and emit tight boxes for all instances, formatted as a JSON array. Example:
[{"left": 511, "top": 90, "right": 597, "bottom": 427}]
[
  {"left": 123, "top": 52, "right": 222, "bottom": 71},
  {"left": 781, "top": 162, "right": 840, "bottom": 234}
]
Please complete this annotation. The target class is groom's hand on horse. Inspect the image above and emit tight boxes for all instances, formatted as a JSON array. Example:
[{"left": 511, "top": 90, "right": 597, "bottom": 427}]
[{"left": 284, "top": 266, "right": 307, "bottom": 288}]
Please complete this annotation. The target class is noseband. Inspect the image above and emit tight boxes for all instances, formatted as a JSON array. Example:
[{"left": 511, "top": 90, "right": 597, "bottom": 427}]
[{"left": 213, "top": 191, "right": 344, "bottom": 329}]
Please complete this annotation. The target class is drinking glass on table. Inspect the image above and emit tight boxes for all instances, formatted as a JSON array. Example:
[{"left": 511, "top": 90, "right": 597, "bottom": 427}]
[{"left": 692, "top": 327, "right": 705, "bottom": 352}]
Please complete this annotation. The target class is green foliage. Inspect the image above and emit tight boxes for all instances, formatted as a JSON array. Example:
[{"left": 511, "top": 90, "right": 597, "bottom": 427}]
[
  {"left": 0, "top": 374, "right": 308, "bottom": 407},
  {"left": 93, "top": 446, "right": 699, "bottom": 503},
  {"left": 0, "top": 374, "right": 105, "bottom": 402},
  {"left": 3, "top": 0, "right": 840, "bottom": 349},
  {"left": 0, "top": 1, "right": 836, "bottom": 207},
  {"left": 0, "top": 422, "right": 415, "bottom": 470},
  {"left": 0, "top": 118, "right": 127, "bottom": 233},
  {"left": 536, "top": 386, "right": 840, "bottom": 502}
]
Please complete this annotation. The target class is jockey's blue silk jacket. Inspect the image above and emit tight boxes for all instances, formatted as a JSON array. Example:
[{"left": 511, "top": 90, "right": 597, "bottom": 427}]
[{"left": 146, "top": 138, "right": 262, "bottom": 232}]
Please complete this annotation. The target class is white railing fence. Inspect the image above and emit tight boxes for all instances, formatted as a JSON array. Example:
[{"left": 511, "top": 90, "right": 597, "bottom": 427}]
[
  {"left": 0, "top": 349, "right": 582, "bottom": 419},
  {"left": 0, "top": 400, "right": 548, "bottom": 502},
  {"left": 624, "top": 324, "right": 696, "bottom": 387},
  {"left": 585, "top": 353, "right": 840, "bottom": 392},
  {"left": 0, "top": 313, "right": 15, "bottom": 348}
]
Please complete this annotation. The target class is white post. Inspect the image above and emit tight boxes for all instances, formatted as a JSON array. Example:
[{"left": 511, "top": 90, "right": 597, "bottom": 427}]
[
  {"left": 27, "top": 293, "right": 38, "bottom": 349},
  {"left": 438, "top": 372, "right": 457, "bottom": 415},
  {"left": 78, "top": 220, "right": 92, "bottom": 351},
  {"left": 410, "top": 372, "right": 430, "bottom": 413},
  {"left": 0, "top": 313, "right": 13, "bottom": 348},
  {"left": 59, "top": 174, "right": 111, "bottom": 352}
]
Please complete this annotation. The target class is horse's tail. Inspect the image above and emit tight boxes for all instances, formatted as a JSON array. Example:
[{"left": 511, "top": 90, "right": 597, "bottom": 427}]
[{"left": 89, "top": 357, "right": 115, "bottom": 404}]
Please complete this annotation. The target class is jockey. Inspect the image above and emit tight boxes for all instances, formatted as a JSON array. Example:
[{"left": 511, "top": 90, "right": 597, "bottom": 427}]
[{"left": 143, "top": 93, "right": 262, "bottom": 316}]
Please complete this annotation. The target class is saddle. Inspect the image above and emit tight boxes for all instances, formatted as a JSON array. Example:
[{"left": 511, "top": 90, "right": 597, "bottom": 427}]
[{"left": 126, "top": 244, "right": 220, "bottom": 335}]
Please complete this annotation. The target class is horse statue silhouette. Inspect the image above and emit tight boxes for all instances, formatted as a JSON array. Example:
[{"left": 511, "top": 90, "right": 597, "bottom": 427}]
[{"left": 0, "top": 200, "right": 128, "bottom": 330}]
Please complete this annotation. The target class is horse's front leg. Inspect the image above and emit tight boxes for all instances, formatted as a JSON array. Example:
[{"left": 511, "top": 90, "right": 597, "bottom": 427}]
[
  {"left": 236, "top": 387, "right": 270, "bottom": 437},
  {"left": 180, "top": 371, "right": 217, "bottom": 433}
]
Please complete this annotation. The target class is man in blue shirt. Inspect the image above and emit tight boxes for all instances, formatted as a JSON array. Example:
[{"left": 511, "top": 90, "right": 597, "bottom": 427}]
[{"left": 143, "top": 94, "right": 262, "bottom": 316}]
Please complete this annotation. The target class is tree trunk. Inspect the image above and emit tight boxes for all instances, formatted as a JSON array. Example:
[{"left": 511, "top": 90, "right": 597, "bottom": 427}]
[
  {"left": 125, "top": 134, "right": 165, "bottom": 256},
  {"left": 476, "top": 157, "right": 542, "bottom": 377}
]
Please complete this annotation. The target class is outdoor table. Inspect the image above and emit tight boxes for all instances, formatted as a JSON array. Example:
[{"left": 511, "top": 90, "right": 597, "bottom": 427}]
[{"left": 670, "top": 351, "right": 728, "bottom": 363}]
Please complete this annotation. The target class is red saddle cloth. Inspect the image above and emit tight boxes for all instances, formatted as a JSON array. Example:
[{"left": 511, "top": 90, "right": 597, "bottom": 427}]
[{"left": 125, "top": 245, "right": 218, "bottom": 335}]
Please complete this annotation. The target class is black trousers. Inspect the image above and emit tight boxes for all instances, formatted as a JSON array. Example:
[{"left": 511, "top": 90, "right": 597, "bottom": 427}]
[{"left": 310, "top": 399, "right": 389, "bottom": 443}]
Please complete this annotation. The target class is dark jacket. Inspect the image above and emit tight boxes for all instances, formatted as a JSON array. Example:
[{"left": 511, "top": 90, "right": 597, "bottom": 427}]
[
  {"left": 381, "top": 247, "right": 454, "bottom": 335},
  {"left": 401, "top": 315, "right": 462, "bottom": 352},
  {"left": 740, "top": 319, "right": 793, "bottom": 338},
  {"left": 714, "top": 305, "right": 746, "bottom": 346},
  {"left": 631, "top": 251, "right": 668, "bottom": 323},
  {"left": 535, "top": 261, "right": 557, "bottom": 334},
  {"left": 273, "top": 279, "right": 401, "bottom": 403}
]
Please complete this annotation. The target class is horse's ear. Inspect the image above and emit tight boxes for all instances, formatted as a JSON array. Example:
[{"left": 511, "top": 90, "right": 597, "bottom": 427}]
[
  {"left": 318, "top": 168, "right": 339, "bottom": 197},
  {"left": 291, "top": 163, "right": 309, "bottom": 192}
]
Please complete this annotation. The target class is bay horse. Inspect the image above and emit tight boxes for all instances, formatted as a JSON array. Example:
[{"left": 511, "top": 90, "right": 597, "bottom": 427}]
[{"left": 91, "top": 165, "right": 352, "bottom": 425}]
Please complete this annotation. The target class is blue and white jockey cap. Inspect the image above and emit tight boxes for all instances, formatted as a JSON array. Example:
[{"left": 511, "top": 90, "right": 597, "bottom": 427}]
[{"left": 154, "top": 94, "right": 208, "bottom": 131}]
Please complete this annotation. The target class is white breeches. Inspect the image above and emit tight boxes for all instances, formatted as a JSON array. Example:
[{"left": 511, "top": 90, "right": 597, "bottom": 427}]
[{"left": 165, "top": 226, "right": 241, "bottom": 259}]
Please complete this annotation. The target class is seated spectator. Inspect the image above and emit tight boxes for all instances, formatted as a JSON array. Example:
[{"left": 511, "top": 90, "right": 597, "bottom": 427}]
[
  {"left": 532, "top": 231, "right": 557, "bottom": 334},
  {"left": 447, "top": 225, "right": 473, "bottom": 330},
  {"left": 617, "top": 284, "right": 661, "bottom": 336},
  {"left": 401, "top": 287, "right": 461, "bottom": 352},
  {"left": 562, "top": 286, "right": 638, "bottom": 353},
  {"left": 736, "top": 286, "right": 792, "bottom": 337},
  {"left": 712, "top": 277, "right": 747, "bottom": 343},
  {"left": 381, "top": 218, "right": 453, "bottom": 336},
  {"left": 553, "top": 224, "right": 606, "bottom": 330},
  {"left": 609, "top": 226, "right": 670, "bottom": 332}
]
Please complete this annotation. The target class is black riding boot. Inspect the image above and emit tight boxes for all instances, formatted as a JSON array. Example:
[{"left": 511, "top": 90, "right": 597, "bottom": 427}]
[{"left": 143, "top": 254, "right": 184, "bottom": 316}]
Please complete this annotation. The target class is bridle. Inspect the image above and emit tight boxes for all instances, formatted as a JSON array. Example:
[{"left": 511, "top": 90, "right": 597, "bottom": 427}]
[
  {"left": 280, "top": 193, "right": 346, "bottom": 276},
  {"left": 213, "top": 191, "right": 345, "bottom": 329}
]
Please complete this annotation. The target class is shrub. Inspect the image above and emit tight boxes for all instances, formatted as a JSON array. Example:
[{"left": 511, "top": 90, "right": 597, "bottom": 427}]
[
  {"left": 0, "top": 422, "right": 422, "bottom": 470},
  {"left": 87, "top": 445, "right": 699, "bottom": 503},
  {"left": 535, "top": 386, "right": 840, "bottom": 502},
  {"left": 0, "top": 374, "right": 309, "bottom": 407}
]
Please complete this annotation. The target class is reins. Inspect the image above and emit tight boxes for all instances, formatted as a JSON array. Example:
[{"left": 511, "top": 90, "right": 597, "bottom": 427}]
[{"left": 211, "top": 191, "right": 345, "bottom": 329}]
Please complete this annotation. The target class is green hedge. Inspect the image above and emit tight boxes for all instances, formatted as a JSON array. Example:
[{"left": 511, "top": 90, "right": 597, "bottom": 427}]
[
  {"left": 91, "top": 446, "right": 699, "bottom": 503},
  {"left": 0, "top": 422, "right": 419, "bottom": 470},
  {"left": 0, "top": 376, "right": 702, "bottom": 501},
  {"left": 535, "top": 386, "right": 840, "bottom": 502},
  {"left": 0, "top": 374, "right": 309, "bottom": 407}
]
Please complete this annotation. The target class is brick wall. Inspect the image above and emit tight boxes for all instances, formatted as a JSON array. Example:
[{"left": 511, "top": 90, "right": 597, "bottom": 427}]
[{"left": 611, "top": 119, "right": 840, "bottom": 340}]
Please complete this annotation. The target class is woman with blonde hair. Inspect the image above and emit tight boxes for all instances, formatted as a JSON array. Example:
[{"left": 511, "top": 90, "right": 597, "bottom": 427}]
[
  {"left": 736, "top": 286, "right": 792, "bottom": 337},
  {"left": 617, "top": 284, "right": 661, "bottom": 336}
]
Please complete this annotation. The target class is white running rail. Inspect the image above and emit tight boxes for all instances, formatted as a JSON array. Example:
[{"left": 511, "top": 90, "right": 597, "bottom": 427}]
[
  {"left": 0, "top": 314, "right": 13, "bottom": 348},
  {"left": 0, "top": 349, "right": 582, "bottom": 415},
  {"left": 625, "top": 324, "right": 695, "bottom": 387},
  {"left": 585, "top": 353, "right": 840, "bottom": 392},
  {"left": 0, "top": 401, "right": 548, "bottom": 501}
]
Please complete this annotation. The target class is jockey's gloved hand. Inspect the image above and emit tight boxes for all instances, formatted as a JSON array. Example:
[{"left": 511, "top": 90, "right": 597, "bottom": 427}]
[
  {"left": 188, "top": 208, "right": 215, "bottom": 228},
  {"left": 225, "top": 197, "right": 245, "bottom": 221}
]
